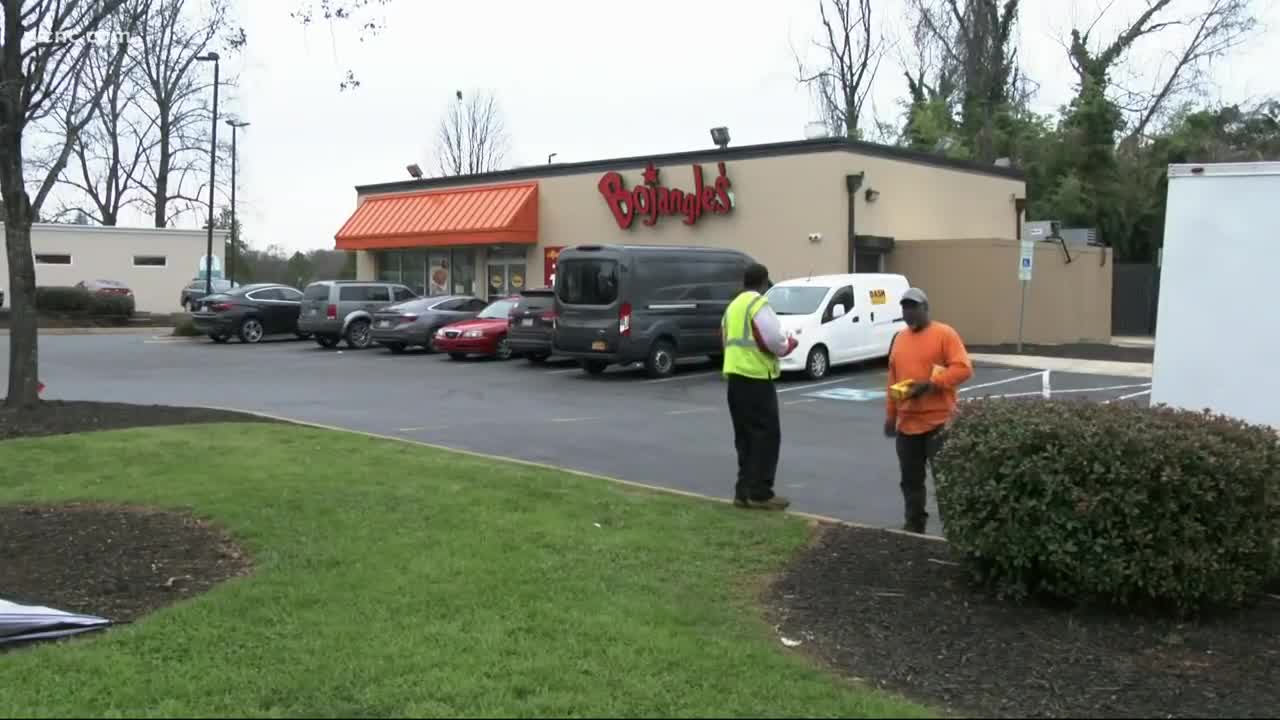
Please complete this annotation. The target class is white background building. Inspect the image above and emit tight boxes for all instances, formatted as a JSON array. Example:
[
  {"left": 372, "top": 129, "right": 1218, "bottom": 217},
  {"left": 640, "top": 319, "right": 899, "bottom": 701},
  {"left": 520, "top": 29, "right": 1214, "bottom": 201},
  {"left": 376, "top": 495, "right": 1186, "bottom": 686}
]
[{"left": 0, "top": 223, "right": 228, "bottom": 314}]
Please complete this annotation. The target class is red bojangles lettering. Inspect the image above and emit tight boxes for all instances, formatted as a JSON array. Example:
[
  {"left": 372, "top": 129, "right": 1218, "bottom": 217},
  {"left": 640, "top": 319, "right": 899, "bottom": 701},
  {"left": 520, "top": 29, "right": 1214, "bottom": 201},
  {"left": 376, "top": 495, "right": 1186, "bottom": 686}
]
[{"left": 597, "top": 161, "right": 733, "bottom": 229}]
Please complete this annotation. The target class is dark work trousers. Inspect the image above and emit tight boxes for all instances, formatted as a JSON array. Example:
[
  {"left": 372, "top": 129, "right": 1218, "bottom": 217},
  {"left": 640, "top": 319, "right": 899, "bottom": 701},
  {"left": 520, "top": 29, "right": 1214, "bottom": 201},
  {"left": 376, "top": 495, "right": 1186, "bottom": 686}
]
[
  {"left": 895, "top": 424, "right": 947, "bottom": 530},
  {"left": 726, "top": 374, "right": 781, "bottom": 502}
]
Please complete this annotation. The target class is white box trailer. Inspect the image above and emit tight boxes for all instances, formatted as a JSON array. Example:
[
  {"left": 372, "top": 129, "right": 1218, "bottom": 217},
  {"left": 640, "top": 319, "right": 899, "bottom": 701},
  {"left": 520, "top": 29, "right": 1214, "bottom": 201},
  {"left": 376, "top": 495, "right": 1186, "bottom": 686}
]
[{"left": 1151, "top": 162, "right": 1280, "bottom": 429}]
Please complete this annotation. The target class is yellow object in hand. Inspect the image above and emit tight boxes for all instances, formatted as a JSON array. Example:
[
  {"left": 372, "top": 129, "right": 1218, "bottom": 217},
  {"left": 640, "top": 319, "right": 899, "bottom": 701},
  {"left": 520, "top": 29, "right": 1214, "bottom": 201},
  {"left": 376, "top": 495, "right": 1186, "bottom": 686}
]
[{"left": 890, "top": 379, "right": 915, "bottom": 401}]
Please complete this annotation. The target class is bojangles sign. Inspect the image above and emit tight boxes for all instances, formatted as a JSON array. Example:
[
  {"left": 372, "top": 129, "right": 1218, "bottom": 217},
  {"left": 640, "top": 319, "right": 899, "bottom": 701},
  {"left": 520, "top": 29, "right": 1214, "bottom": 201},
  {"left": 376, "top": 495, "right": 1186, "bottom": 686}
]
[{"left": 597, "top": 161, "right": 733, "bottom": 229}]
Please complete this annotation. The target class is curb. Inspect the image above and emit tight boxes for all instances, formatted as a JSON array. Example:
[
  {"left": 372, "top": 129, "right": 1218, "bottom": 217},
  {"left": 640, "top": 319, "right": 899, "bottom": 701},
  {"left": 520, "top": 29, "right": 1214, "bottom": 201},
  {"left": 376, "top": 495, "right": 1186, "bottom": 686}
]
[
  {"left": 971, "top": 353, "right": 1153, "bottom": 379},
  {"left": 0, "top": 326, "right": 177, "bottom": 336},
  {"left": 202, "top": 405, "right": 948, "bottom": 543}
]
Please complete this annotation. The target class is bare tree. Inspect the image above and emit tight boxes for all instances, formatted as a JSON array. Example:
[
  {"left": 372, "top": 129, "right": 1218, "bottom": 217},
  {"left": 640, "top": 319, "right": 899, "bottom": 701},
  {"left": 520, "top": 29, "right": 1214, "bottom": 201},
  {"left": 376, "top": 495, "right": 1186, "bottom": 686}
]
[
  {"left": 434, "top": 89, "right": 509, "bottom": 177},
  {"left": 1, "top": 0, "right": 146, "bottom": 407},
  {"left": 49, "top": 4, "right": 151, "bottom": 224},
  {"left": 133, "top": 0, "right": 238, "bottom": 228},
  {"left": 796, "top": 0, "right": 886, "bottom": 139},
  {"left": 1113, "top": 0, "right": 1258, "bottom": 151},
  {"left": 911, "top": 0, "right": 1021, "bottom": 162},
  {"left": 291, "top": 0, "right": 391, "bottom": 91}
]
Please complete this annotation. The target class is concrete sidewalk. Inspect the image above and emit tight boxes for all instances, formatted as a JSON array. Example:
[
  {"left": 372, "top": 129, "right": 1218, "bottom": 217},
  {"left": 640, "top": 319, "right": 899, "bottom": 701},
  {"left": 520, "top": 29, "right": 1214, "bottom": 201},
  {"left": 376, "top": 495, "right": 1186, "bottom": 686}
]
[{"left": 971, "top": 353, "right": 1152, "bottom": 379}]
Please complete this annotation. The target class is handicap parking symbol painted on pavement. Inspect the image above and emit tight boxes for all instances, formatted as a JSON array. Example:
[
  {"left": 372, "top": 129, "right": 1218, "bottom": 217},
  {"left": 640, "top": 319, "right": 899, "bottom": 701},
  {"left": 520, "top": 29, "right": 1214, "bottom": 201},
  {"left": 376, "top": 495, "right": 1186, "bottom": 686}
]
[{"left": 804, "top": 387, "right": 887, "bottom": 402}]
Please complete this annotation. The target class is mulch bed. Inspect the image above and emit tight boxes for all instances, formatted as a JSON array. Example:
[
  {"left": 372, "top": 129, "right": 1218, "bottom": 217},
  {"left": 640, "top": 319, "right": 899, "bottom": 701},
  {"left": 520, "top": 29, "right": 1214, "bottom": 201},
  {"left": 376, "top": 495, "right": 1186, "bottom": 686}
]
[
  {"left": 0, "top": 504, "right": 252, "bottom": 639},
  {"left": 968, "top": 342, "right": 1154, "bottom": 364},
  {"left": 766, "top": 524, "right": 1280, "bottom": 718},
  {"left": 0, "top": 400, "right": 277, "bottom": 442}
]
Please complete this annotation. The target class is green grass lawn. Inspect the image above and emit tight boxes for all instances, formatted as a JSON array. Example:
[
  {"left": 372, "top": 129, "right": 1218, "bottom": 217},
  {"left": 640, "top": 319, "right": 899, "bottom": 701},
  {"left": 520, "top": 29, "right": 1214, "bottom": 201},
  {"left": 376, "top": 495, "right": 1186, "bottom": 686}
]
[{"left": 0, "top": 424, "right": 929, "bottom": 718}]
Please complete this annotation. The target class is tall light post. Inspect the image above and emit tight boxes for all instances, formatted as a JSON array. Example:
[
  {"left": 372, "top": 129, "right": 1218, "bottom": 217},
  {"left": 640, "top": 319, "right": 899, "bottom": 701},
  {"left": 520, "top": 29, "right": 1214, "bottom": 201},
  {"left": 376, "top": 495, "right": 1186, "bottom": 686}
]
[
  {"left": 196, "top": 51, "right": 220, "bottom": 297},
  {"left": 226, "top": 117, "right": 249, "bottom": 285}
]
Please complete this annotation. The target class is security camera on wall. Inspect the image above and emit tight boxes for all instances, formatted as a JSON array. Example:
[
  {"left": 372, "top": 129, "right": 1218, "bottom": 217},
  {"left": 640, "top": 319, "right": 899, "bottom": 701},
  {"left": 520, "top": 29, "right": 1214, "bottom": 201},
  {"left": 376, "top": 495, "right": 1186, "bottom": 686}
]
[{"left": 808, "top": 232, "right": 823, "bottom": 242}]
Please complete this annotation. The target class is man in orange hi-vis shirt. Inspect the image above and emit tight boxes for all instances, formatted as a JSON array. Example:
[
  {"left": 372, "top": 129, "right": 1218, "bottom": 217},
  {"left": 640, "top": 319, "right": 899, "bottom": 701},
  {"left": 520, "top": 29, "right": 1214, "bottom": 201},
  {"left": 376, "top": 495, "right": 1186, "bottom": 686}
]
[{"left": 884, "top": 287, "right": 973, "bottom": 534}]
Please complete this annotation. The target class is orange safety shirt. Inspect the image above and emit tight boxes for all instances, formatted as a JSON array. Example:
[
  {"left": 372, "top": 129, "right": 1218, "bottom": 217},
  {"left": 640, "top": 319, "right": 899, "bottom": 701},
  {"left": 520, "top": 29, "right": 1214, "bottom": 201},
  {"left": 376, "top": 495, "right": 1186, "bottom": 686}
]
[{"left": 886, "top": 321, "right": 974, "bottom": 435}]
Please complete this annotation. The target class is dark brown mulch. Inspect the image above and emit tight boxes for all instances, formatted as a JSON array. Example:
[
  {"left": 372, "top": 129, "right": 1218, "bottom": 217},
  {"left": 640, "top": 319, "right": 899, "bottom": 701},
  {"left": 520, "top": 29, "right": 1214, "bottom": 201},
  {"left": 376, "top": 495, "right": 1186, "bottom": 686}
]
[
  {"left": 0, "top": 503, "right": 252, "bottom": 642},
  {"left": 766, "top": 524, "right": 1280, "bottom": 718},
  {"left": 0, "top": 400, "right": 277, "bottom": 442},
  {"left": 968, "top": 342, "right": 1154, "bottom": 364}
]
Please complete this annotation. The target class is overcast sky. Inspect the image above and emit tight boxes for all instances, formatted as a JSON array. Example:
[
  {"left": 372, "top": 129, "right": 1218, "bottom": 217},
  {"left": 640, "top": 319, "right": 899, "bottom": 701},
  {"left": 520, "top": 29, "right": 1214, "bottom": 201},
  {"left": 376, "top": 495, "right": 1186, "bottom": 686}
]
[{"left": 108, "top": 0, "right": 1280, "bottom": 253}]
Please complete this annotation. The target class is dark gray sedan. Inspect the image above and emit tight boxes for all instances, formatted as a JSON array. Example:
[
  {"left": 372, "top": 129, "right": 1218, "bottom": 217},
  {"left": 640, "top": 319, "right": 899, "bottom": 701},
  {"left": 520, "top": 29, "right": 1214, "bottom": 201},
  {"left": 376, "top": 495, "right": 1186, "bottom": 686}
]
[{"left": 371, "top": 294, "right": 489, "bottom": 353}]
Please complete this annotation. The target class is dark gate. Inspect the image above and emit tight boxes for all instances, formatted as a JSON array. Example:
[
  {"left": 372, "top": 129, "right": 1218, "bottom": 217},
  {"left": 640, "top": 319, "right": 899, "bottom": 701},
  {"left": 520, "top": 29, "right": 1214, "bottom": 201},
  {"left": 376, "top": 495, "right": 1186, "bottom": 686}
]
[{"left": 1112, "top": 262, "right": 1161, "bottom": 336}]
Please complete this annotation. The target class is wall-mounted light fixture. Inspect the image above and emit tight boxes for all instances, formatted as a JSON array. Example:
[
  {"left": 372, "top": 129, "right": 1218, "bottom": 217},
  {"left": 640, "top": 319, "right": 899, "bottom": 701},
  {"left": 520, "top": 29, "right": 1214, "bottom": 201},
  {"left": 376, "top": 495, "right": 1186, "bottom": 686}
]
[
  {"left": 406, "top": 163, "right": 423, "bottom": 179},
  {"left": 808, "top": 232, "right": 823, "bottom": 243},
  {"left": 864, "top": 188, "right": 880, "bottom": 203},
  {"left": 710, "top": 126, "right": 731, "bottom": 149}
]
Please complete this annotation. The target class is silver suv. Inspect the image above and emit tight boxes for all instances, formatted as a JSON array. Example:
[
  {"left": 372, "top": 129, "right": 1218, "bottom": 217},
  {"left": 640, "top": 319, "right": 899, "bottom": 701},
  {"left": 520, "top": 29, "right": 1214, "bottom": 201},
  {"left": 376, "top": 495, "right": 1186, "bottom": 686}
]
[{"left": 298, "top": 280, "right": 417, "bottom": 349}]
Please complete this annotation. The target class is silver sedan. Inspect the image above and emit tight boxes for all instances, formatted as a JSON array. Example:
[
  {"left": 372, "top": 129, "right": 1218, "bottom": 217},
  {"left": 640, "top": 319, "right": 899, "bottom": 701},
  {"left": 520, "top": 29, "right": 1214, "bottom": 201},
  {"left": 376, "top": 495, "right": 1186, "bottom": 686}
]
[{"left": 370, "top": 295, "right": 489, "bottom": 353}]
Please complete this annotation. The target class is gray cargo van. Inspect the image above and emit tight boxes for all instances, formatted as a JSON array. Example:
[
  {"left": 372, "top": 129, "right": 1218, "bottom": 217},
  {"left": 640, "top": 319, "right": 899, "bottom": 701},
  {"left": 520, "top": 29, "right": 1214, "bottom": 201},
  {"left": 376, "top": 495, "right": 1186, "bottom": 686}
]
[{"left": 552, "top": 244, "right": 753, "bottom": 378}]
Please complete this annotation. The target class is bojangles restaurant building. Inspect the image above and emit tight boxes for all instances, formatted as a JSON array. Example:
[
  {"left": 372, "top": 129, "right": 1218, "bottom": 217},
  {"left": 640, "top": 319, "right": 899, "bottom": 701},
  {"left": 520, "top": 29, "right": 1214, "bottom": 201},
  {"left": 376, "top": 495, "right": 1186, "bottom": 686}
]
[{"left": 333, "top": 137, "right": 1113, "bottom": 345}]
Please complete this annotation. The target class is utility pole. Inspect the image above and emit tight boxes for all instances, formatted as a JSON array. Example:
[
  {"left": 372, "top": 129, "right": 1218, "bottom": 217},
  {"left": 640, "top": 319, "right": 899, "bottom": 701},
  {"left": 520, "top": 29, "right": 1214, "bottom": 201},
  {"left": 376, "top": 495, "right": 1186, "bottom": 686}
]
[
  {"left": 197, "top": 52, "right": 221, "bottom": 297},
  {"left": 226, "top": 118, "right": 250, "bottom": 285}
]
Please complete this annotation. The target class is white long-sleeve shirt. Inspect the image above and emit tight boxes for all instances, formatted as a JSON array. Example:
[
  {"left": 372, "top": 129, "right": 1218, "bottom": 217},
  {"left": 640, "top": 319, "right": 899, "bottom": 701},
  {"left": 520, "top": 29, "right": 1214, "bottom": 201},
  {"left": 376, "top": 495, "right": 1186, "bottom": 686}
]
[{"left": 749, "top": 302, "right": 793, "bottom": 357}]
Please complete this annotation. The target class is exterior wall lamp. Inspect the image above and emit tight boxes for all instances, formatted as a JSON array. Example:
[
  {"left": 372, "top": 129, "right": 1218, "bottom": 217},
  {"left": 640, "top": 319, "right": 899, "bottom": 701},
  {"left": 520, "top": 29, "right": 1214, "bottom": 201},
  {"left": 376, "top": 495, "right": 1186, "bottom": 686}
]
[
  {"left": 710, "top": 126, "right": 730, "bottom": 149},
  {"left": 864, "top": 188, "right": 880, "bottom": 202}
]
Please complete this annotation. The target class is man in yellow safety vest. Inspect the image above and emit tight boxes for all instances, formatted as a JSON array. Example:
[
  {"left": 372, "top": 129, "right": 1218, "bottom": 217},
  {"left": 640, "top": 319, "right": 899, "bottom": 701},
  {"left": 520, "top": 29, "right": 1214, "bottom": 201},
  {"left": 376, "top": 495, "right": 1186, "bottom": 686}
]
[{"left": 722, "top": 262, "right": 799, "bottom": 510}]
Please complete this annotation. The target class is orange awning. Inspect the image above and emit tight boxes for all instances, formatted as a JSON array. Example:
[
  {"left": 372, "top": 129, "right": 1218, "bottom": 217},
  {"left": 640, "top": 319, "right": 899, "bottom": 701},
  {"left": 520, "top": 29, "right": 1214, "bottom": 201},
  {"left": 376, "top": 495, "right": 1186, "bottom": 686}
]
[{"left": 335, "top": 182, "right": 538, "bottom": 250}]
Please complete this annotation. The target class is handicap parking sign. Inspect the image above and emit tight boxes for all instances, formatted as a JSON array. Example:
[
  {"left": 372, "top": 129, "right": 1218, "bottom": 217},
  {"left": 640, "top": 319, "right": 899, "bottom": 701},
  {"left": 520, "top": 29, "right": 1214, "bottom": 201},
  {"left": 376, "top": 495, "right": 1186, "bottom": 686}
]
[{"left": 804, "top": 387, "right": 886, "bottom": 402}]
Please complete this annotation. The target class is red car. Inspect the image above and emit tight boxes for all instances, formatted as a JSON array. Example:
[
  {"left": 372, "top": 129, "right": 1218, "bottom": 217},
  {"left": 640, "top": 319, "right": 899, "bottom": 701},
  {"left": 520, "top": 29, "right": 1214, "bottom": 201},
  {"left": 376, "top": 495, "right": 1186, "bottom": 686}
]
[{"left": 433, "top": 296, "right": 520, "bottom": 360}]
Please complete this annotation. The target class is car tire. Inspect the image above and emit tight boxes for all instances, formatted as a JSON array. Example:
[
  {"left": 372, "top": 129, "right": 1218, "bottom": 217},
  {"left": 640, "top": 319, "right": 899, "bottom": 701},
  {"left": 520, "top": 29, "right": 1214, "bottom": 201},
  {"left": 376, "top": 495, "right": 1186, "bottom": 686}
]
[
  {"left": 209, "top": 333, "right": 229, "bottom": 343},
  {"left": 345, "top": 319, "right": 372, "bottom": 349},
  {"left": 494, "top": 336, "right": 512, "bottom": 361},
  {"left": 449, "top": 352, "right": 467, "bottom": 361},
  {"left": 238, "top": 318, "right": 265, "bottom": 344},
  {"left": 386, "top": 343, "right": 406, "bottom": 354},
  {"left": 805, "top": 345, "right": 830, "bottom": 380},
  {"left": 582, "top": 359, "right": 608, "bottom": 375},
  {"left": 645, "top": 339, "right": 677, "bottom": 379},
  {"left": 315, "top": 335, "right": 339, "bottom": 349}
]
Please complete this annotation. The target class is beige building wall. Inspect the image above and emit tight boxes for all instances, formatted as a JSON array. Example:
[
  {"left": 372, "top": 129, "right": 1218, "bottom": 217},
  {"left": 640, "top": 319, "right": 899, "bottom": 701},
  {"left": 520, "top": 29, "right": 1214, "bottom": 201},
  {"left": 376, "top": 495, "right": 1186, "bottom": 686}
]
[
  {"left": 0, "top": 223, "right": 227, "bottom": 314},
  {"left": 352, "top": 147, "right": 1026, "bottom": 290},
  {"left": 885, "top": 239, "right": 1113, "bottom": 345}
]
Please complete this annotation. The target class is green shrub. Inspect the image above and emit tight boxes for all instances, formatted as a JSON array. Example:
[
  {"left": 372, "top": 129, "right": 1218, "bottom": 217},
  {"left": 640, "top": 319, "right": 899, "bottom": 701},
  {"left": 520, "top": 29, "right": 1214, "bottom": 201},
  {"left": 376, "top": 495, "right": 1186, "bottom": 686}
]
[
  {"left": 934, "top": 398, "right": 1280, "bottom": 614},
  {"left": 89, "top": 293, "right": 135, "bottom": 318},
  {"left": 172, "top": 315, "right": 201, "bottom": 337},
  {"left": 34, "top": 286, "right": 92, "bottom": 313}
]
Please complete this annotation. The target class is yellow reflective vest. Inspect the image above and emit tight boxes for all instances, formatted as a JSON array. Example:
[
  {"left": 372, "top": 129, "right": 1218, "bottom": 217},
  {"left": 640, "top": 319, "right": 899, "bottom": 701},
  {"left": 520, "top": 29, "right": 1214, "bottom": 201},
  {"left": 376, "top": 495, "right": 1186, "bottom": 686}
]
[{"left": 721, "top": 291, "right": 780, "bottom": 380}]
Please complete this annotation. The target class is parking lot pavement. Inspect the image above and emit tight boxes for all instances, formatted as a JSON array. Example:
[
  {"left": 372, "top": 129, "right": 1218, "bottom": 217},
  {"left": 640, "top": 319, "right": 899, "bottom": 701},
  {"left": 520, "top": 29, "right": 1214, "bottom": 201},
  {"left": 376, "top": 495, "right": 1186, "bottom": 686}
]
[{"left": 3, "top": 335, "right": 1151, "bottom": 535}]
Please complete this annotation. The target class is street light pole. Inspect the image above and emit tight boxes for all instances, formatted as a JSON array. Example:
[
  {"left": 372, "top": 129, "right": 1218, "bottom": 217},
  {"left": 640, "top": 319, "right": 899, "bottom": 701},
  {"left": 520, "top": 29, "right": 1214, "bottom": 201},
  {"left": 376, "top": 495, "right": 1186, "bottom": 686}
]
[
  {"left": 197, "top": 52, "right": 220, "bottom": 297},
  {"left": 226, "top": 118, "right": 249, "bottom": 285}
]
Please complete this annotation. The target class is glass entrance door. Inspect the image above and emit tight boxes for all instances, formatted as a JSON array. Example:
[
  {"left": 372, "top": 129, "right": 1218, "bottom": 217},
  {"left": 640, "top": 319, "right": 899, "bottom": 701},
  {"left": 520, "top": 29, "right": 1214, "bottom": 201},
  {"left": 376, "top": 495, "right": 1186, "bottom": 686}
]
[{"left": 486, "top": 263, "right": 526, "bottom": 299}]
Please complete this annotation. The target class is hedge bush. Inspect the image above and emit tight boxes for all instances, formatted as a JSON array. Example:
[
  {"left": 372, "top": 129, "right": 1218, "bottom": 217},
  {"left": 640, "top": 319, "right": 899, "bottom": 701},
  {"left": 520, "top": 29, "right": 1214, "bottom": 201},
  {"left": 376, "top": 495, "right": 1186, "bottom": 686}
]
[
  {"left": 934, "top": 398, "right": 1280, "bottom": 614},
  {"left": 33, "top": 286, "right": 134, "bottom": 318}
]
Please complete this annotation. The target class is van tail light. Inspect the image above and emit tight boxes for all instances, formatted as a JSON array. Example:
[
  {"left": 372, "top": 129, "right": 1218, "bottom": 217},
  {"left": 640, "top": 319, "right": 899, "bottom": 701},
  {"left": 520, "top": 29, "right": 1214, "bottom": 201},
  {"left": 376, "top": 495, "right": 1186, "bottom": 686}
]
[
  {"left": 619, "top": 302, "right": 632, "bottom": 337},
  {"left": 539, "top": 310, "right": 557, "bottom": 322},
  {"left": 326, "top": 304, "right": 337, "bottom": 320}
]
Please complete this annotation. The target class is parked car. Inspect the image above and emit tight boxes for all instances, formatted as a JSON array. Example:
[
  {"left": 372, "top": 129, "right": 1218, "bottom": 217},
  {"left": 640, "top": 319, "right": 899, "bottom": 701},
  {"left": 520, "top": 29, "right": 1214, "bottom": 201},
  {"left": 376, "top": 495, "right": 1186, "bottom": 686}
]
[
  {"left": 180, "top": 278, "right": 238, "bottom": 311},
  {"left": 371, "top": 294, "right": 488, "bottom": 353},
  {"left": 432, "top": 296, "right": 521, "bottom": 360},
  {"left": 77, "top": 279, "right": 133, "bottom": 299},
  {"left": 765, "top": 273, "right": 910, "bottom": 379},
  {"left": 297, "top": 280, "right": 418, "bottom": 349},
  {"left": 507, "top": 287, "right": 556, "bottom": 363},
  {"left": 190, "top": 283, "right": 306, "bottom": 344},
  {"left": 551, "top": 244, "right": 752, "bottom": 378}
]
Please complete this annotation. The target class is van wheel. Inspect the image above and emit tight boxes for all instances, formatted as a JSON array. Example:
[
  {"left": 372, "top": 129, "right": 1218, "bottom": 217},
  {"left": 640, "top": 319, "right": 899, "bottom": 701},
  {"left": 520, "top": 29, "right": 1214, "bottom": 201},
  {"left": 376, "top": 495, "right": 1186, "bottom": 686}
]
[
  {"left": 582, "top": 359, "right": 608, "bottom": 375},
  {"left": 645, "top": 340, "right": 677, "bottom": 379},
  {"left": 345, "top": 319, "right": 372, "bottom": 349},
  {"left": 805, "top": 345, "right": 830, "bottom": 380}
]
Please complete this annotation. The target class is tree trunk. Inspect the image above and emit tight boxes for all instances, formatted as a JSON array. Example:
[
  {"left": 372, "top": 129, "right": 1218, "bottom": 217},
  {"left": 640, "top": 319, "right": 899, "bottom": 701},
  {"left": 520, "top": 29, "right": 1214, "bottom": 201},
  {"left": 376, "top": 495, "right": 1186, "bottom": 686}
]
[
  {"left": 154, "top": 123, "right": 171, "bottom": 228},
  {"left": 1, "top": 160, "right": 40, "bottom": 408}
]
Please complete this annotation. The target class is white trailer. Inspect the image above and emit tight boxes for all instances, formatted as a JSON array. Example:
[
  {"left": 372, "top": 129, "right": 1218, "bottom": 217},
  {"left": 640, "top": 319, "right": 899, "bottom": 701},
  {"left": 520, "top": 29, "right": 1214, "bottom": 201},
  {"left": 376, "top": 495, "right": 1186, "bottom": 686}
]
[{"left": 1151, "top": 162, "right": 1280, "bottom": 429}]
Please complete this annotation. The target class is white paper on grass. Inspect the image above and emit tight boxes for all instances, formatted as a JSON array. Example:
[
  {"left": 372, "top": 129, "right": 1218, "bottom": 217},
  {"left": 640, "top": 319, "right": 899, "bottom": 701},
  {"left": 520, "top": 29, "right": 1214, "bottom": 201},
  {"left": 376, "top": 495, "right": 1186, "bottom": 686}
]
[{"left": 0, "top": 598, "right": 110, "bottom": 645}]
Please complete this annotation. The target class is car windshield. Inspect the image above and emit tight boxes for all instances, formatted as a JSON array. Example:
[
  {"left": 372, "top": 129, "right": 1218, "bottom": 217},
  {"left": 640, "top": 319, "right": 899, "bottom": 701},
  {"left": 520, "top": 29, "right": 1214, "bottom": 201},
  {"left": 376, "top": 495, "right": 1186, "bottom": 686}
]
[
  {"left": 766, "top": 286, "right": 830, "bottom": 315},
  {"left": 478, "top": 299, "right": 516, "bottom": 319}
]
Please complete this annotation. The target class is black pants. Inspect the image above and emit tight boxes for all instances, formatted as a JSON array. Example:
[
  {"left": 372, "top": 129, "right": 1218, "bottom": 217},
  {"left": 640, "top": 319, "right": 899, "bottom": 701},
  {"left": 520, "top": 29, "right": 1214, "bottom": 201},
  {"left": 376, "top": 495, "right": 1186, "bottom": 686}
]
[
  {"left": 726, "top": 375, "right": 781, "bottom": 502},
  {"left": 895, "top": 425, "right": 946, "bottom": 530}
]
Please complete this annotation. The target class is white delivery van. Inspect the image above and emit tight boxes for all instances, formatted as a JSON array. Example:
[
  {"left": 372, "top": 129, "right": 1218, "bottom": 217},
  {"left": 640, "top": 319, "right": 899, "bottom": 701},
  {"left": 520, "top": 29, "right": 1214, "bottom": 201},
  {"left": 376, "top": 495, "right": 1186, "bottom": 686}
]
[
  {"left": 1151, "top": 162, "right": 1280, "bottom": 430},
  {"left": 765, "top": 273, "right": 910, "bottom": 379}
]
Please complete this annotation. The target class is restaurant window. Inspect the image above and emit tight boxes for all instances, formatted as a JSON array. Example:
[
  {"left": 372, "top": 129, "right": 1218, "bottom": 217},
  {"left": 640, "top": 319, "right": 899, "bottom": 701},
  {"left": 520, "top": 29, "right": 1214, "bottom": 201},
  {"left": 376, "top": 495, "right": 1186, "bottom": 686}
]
[
  {"left": 376, "top": 251, "right": 402, "bottom": 283},
  {"left": 35, "top": 253, "right": 72, "bottom": 265},
  {"left": 450, "top": 248, "right": 475, "bottom": 295},
  {"left": 427, "top": 251, "right": 450, "bottom": 295},
  {"left": 133, "top": 255, "right": 167, "bottom": 267},
  {"left": 401, "top": 250, "right": 427, "bottom": 296}
]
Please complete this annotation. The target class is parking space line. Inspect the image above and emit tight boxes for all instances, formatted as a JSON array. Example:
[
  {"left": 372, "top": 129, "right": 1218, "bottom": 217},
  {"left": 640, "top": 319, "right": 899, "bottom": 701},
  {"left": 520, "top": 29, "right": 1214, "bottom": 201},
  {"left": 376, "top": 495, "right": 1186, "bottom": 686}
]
[
  {"left": 959, "top": 370, "right": 1048, "bottom": 394},
  {"left": 549, "top": 416, "right": 602, "bottom": 423},
  {"left": 784, "top": 398, "right": 817, "bottom": 405},
  {"left": 644, "top": 370, "right": 718, "bottom": 384},
  {"left": 546, "top": 367, "right": 581, "bottom": 375},
  {"left": 666, "top": 407, "right": 717, "bottom": 415},
  {"left": 972, "top": 382, "right": 1152, "bottom": 401},
  {"left": 778, "top": 377, "right": 861, "bottom": 394},
  {"left": 1106, "top": 388, "right": 1154, "bottom": 403}
]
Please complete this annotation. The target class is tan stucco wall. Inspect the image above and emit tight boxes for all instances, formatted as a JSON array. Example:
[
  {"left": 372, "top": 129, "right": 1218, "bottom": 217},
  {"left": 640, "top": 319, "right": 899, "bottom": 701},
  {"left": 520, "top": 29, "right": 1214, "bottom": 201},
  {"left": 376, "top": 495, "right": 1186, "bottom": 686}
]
[
  {"left": 352, "top": 148, "right": 1025, "bottom": 289},
  {"left": 884, "top": 239, "right": 1113, "bottom": 345},
  {"left": 0, "top": 223, "right": 227, "bottom": 314}
]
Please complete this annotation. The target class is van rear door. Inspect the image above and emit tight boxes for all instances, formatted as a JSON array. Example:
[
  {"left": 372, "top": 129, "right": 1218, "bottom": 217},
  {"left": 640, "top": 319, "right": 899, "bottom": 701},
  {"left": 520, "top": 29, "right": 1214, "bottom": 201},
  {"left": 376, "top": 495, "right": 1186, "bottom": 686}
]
[{"left": 554, "top": 253, "right": 623, "bottom": 354}]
